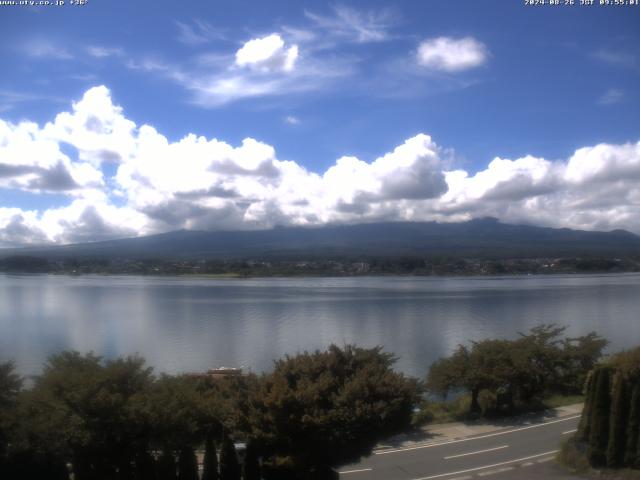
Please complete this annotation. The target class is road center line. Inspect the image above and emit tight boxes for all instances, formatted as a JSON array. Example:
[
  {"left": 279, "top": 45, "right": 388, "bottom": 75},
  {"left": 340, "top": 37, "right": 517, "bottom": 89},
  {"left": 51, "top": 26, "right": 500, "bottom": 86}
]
[
  {"left": 338, "top": 468, "right": 373, "bottom": 474},
  {"left": 412, "top": 450, "right": 559, "bottom": 480},
  {"left": 477, "top": 466, "right": 514, "bottom": 477},
  {"left": 375, "top": 415, "right": 580, "bottom": 455},
  {"left": 562, "top": 429, "right": 577, "bottom": 435},
  {"left": 536, "top": 456, "right": 555, "bottom": 463},
  {"left": 444, "top": 445, "right": 508, "bottom": 460}
]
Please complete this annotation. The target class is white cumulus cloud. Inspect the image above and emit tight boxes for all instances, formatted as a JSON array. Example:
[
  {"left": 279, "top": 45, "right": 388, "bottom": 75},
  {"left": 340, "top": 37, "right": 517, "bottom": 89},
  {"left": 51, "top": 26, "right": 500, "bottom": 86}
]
[
  {"left": 0, "top": 118, "right": 104, "bottom": 195},
  {"left": 417, "top": 37, "right": 488, "bottom": 72},
  {"left": 284, "top": 115, "right": 300, "bottom": 125},
  {"left": 133, "top": 32, "right": 351, "bottom": 107},
  {"left": 1, "top": 86, "right": 640, "bottom": 246},
  {"left": 235, "top": 34, "right": 299, "bottom": 73}
]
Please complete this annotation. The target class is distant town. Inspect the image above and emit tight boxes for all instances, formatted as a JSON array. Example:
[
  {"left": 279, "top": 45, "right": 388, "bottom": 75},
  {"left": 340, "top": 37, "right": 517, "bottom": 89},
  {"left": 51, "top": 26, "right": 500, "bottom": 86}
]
[{"left": 1, "top": 255, "right": 639, "bottom": 276}]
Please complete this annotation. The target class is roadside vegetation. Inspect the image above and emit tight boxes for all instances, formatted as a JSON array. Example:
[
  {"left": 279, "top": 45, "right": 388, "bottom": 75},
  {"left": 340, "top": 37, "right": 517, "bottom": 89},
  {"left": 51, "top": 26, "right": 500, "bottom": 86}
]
[
  {"left": 422, "top": 325, "right": 606, "bottom": 421},
  {"left": 0, "top": 345, "right": 419, "bottom": 480},
  {"left": 560, "top": 346, "right": 640, "bottom": 476},
  {"left": 1, "top": 327, "right": 635, "bottom": 479}
]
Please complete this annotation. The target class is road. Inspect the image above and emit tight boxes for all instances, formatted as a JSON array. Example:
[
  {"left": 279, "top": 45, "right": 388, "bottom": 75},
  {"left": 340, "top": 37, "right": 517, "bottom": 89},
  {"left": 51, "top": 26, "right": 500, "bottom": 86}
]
[{"left": 338, "top": 413, "right": 581, "bottom": 480}]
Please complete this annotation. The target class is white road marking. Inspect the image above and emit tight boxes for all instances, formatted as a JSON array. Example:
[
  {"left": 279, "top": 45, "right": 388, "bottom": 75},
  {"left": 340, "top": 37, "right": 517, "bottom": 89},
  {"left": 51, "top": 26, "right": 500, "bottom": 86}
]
[
  {"left": 562, "top": 429, "right": 577, "bottom": 435},
  {"left": 521, "top": 461, "right": 534, "bottom": 467},
  {"left": 338, "top": 467, "right": 373, "bottom": 474},
  {"left": 536, "top": 456, "right": 554, "bottom": 463},
  {"left": 477, "top": 466, "right": 514, "bottom": 476},
  {"left": 448, "top": 476, "right": 473, "bottom": 480},
  {"left": 444, "top": 445, "right": 509, "bottom": 460},
  {"left": 375, "top": 415, "right": 580, "bottom": 455},
  {"left": 411, "top": 450, "right": 560, "bottom": 480}
]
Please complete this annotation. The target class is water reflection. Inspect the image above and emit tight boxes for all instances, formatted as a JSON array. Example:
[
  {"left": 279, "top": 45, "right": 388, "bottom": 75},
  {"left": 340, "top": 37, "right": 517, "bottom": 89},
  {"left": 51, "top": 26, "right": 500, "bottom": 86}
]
[{"left": 1, "top": 273, "right": 639, "bottom": 378}]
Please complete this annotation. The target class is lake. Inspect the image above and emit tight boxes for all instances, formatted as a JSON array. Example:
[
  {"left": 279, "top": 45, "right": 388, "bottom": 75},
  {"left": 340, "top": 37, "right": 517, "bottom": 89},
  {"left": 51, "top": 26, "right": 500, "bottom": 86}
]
[{"left": 1, "top": 273, "right": 639, "bottom": 378}]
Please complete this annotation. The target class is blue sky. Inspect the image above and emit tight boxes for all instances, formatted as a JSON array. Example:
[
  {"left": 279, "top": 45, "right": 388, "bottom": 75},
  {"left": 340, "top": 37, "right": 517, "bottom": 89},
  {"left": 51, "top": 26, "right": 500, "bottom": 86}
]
[{"left": 0, "top": 0, "right": 639, "bottom": 245}]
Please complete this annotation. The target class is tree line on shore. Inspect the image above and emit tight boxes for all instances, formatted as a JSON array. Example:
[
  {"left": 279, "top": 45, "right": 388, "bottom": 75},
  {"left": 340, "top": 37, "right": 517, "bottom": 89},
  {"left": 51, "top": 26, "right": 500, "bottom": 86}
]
[
  {"left": 0, "top": 325, "right": 617, "bottom": 479},
  {"left": 2, "top": 254, "right": 639, "bottom": 276}
]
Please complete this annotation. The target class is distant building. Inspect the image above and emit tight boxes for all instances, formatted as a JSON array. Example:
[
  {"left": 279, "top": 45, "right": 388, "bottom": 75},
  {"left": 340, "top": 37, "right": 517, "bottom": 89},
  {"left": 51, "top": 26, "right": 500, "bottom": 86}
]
[{"left": 187, "top": 366, "right": 243, "bottom": 381}]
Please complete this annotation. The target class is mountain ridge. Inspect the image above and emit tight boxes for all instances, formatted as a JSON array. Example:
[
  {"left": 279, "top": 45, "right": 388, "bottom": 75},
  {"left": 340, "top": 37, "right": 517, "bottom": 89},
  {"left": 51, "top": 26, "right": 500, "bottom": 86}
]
[{"left": 3, "top": 218, "right": 640, "bottom": 260}]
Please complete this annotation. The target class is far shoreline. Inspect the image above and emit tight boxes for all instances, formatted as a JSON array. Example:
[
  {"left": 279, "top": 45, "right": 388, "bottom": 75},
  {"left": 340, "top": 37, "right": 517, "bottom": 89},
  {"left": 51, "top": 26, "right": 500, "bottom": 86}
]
[{"left": 2, "top": 270, "right": 640, "bottom": 280}]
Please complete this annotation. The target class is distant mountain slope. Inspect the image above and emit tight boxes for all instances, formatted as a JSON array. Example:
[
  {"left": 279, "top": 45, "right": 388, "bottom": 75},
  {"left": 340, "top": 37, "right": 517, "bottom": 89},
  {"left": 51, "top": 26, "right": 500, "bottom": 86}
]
[{"left": 4, "top": 218, "right": 640, "bottom": 260}]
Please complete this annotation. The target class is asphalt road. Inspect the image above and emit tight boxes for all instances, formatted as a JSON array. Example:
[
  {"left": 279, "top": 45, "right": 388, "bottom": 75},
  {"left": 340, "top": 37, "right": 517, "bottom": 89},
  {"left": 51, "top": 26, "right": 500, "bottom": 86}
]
[{"left": 338, "top": 413, "right": 581, "bottom": 480}]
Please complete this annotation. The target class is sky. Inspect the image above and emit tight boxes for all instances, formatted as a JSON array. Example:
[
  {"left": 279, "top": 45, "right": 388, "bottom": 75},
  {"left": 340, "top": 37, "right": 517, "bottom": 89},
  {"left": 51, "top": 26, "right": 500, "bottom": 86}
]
[{"left": 0, "top": 0, "right": 639, "bottom": 246}]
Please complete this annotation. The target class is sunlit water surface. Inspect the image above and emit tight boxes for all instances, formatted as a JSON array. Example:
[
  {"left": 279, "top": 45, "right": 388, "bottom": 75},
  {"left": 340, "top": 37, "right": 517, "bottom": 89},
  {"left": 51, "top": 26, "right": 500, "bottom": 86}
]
[{"left": 2, "top": 273, "right": 639, "bottom": 378}]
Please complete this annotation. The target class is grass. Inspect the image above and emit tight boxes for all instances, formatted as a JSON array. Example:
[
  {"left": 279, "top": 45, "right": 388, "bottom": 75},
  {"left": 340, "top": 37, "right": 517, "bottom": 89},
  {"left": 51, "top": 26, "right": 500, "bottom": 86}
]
[
  {"left": 543, "top": 394, "right": 585, "bottom": 409},
  {"left": 412, "top": 395, "right": 472, "bottom": 426},
  {"left": 412, "top": 392, "right": 584, "bottom": 427},
  {"left": 557, "top": 438, "right": 591, "bottom": 473}
]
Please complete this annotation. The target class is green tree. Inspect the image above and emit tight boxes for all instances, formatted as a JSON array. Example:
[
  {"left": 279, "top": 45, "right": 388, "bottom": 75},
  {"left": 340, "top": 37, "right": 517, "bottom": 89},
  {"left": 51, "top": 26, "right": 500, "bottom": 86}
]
[
  {"left": 177, "top": 447, "right": 198, "bottom": 480},
  {"left": 243, "top": 441, "right": 261, "bottom": 480},
  {"left": 607, "top": 345, "right": 640, "bottom": 468},
  {"left": 134, "top": 450, "right": 157, "bottom": 480},
  {"left": 134, "top": 375, "right": 205, "bottom": 453},
  {"left": 3, "top": 451, "right": 70, "bottom": 480},
  {"left": 194, "top": 373, "right": 252, "bottom": 440},
  {"left": 427, "top": 325, "right": 606, "bottom": 416},
  {"left": 560, "top": 332, "right": 608, "bottom": 394},
  {"left": 425, "top": 348, "right": 467, "bottom": 401},
  {"left": 608, "top": 346, "right": 640, "bottom": 380},
  {"left": 18, "top": 351, "right": 153, "bottom": 480},
  {"left": 157, "top": 451, "right": 177, "bottom": 480},
  {"left": 469, "top": 339, "right": 519, "bottom": 412},
  {"left": 202, "top": 435, "right": 219, "bottom": 480},
  {"left": 219, "top": 435, "right": 240, "bottom": 480},
  {"left": 637, "top": 430, "right": 640, "bottom": 471},
  {"left": 0, "top": 361, "right": 21, "bottom": 407},
  {"left": 587, "top": 367, "right": 611, "bottom": 467},
  {"left": 624, "top": 385, "right": 640, "bottom": 468},
  {"left": 606, "top": 372, "right": 629, "bottom": 467},
  {"left": 513, "top": 325, "right": 566, "bottom": 403},
  {"left": 0, "top": 361, "right": 21, "bottom": 469},
  {"left": 427, "top": 340, "right": 519, "bottom": 414},
  {"left": 249, "top": 345, "right": 420, "bottom": 476},
  {"left": 576, "top": 369, "right": 597, "bottom": 442},
  {"left": 612, "top": 346, "right": 640, "bottom": 468}
]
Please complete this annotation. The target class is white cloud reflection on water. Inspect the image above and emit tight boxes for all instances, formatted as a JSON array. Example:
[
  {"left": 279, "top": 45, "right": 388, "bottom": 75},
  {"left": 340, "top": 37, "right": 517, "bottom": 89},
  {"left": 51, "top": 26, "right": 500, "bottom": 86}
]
[{"left": 1, "top": 273, "right": 639, "bottom": 378}]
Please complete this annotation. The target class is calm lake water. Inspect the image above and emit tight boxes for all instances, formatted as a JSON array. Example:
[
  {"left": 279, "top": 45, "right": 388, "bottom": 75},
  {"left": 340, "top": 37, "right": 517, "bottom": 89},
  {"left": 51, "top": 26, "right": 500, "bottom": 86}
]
[{"left": 2, "top": 273, "right": 640, "bottom": 378}]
